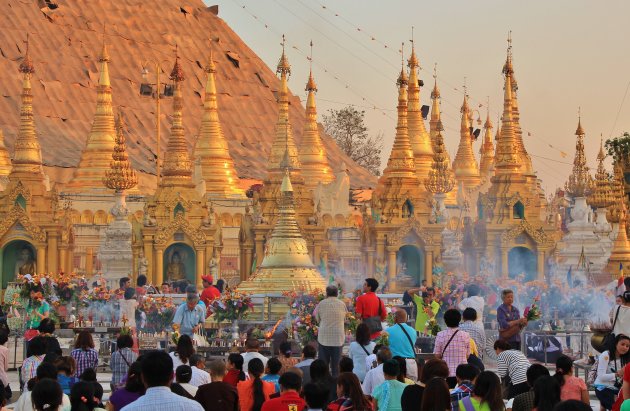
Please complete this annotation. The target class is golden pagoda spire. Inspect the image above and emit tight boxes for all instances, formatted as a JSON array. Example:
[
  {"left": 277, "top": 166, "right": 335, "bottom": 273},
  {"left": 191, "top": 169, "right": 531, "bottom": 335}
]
[
  {"left": 429, "top": 64, "right": 442, "bottom": 145},
  {"left": 589, "top": 136, "right": 613, "bottom": 209},
  {"left": 425, "top": 121, "right": 455, "bottom": 195},
  {"left": 503, "top": 32, "right": 533, "bottom": 175},
  {"left": 10, "top": 35, "right": 45, "bottom": 184},
  {"left": 0, "top": 130, "right": 12, "bottom": 178},
  {"left": 298, "top": 41, "right": 334, "bottom": 191},
  {"left": 67, "top": 31, "right": 117, "bottom": 191},
  {"left": 494, "top": 43, "right": 521, "bottom": 176},
  {"left": 104, "top": 112, "right": 138, "bottom": 192},
  {"left": 479, "top": 99, "right": 495, "bottom": 178},
  {"left": 565, "top": 109, "right": 594, "bottom": 198},
  {"left": 267, "top": 36, "right": 300, "bottom": 174},
  {"left": 194, "top": 46, "right": 244, "bottom": 197},
  {"left": 161, "top": 48, "right": 193, "bottom": 187},
  {"left": 452, "top": 83, "right": 480, "bottom": 189},
  {"left": 406, "top": 28, "right": 433, "bottom": 187},
  {"left": 237, "top": 169, "right": 326, "bottom": 293},
  {"left": 381, "top": 44, "right": 416, "bottom": 180},
  {"left": 608, "top": 160, "right": 626, "bottom": 223},
  {"left": 605, "top": 203, "right": 630, "bottom": 280}
]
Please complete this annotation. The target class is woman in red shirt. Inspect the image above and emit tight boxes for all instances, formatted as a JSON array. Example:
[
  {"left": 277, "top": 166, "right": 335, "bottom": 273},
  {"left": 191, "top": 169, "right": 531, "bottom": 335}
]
[{"left": 224, "top": 353, "right": 246, "bottom": 388}]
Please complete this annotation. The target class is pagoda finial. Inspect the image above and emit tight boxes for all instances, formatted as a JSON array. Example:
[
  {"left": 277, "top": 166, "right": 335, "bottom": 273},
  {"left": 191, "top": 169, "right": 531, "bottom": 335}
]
[
  {"left": 588, "top": 135, "right": 613, "bottom": 209},
  {"left": 425, "top": 126, "right": 455, "bottom": 194},
  {"left": 162, "top": 48, "right": 192, "bottom": 186},
  {"left": 104, "top": 111, "right": 138, "bottom": 191},
  {"left": 576, "top": 106, "right": 585, "bottom": 136},
  {"left": 306, "top": 40, "right": 317, "bottom": 92},
  {"left": 19, "top": 34, "right": 34, "bottom": 74},
  {"left": 277, "top": 35, "right": 291, "bottom": 77},
  {"left": 408, "top": 27, "right": 419, "bottom": 70},
  {"left": 194, "top": 40, "right": 244, "bottom": 196},
  {"left": 299, "top": 46, "right": 334, "bottom": 189},
  {"left": 397, "top": 43, "right": 408, "bottom": 86},
  {"left": 565, "top": 111, "right": 593, "bottom": 198},
  {"left": 494, "top": 48, "right": 521, "bottom": 175},
  {"left": 479, "top": 97, "right": 495, "bottom": 177}
]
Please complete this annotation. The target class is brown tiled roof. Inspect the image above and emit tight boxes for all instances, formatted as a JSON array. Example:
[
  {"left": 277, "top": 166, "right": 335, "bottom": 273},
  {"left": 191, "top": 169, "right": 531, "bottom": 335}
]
[{"left": 0, "top": 0, "right": 377, "bottom": 191}]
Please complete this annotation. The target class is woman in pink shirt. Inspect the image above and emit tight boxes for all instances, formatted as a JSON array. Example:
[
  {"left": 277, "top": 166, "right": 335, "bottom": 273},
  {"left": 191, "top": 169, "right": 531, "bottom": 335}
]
[{"left": 554, "top": 355, "right": 590, "bottom": 404}]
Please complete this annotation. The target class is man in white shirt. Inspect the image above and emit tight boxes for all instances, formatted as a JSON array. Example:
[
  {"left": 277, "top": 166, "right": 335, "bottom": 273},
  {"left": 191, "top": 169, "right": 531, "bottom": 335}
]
[
  {"left": 242, "top": 338, "right": 268, "bottom": 373},
  {"left": 189, "top": 354, "right": 211, "bottom": 386},
  {"left": 361, "top": 347, "right": 391, "bottom": 395},
  {"left": 121, "top": 350, "right": 203, "bottom": 411},
  {"left": 458, "top": 284, "right": 485, "bottom": 325},
  {"left": 314, "top": 285, "right": 348, "bottom": 377}
]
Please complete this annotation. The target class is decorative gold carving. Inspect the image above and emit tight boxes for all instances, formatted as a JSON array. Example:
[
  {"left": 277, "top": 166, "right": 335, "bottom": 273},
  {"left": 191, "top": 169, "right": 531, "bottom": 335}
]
[
  {"left": 154, "top": 212, "right": 206, "bottom": 247},
  {"left": 8, "top": 181, "right": 31, "bottom": 202},
  {"left": 387, "top": 217, "right": 434, "bottom": 247},
  {"left": 0, "top": 205, "right": 46, "bottom": 243},
  {"left": 103, "top": 114, "right": 138, "bottom": 191},
  {"left": 501, "top": 220, "right": 549, "bottom": 246},
  {"left": 565, "top": 115, "right": 594, "bottom": 198}
]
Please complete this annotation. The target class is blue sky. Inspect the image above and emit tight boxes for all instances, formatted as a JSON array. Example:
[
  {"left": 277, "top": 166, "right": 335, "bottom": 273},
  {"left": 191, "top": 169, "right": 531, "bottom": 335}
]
[{"left": 214, "top": 0, "right": 630, "bottom": 193}]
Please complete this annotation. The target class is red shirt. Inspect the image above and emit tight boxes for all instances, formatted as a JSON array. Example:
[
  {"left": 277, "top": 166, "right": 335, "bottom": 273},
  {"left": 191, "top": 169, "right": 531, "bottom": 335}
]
[
  {"left": 261, "top": 391, "right": 305, "bottom": 411},
  {"left": 200, "top": 286, "right": 220, "bottom": 307},
  {"left": 223, "top": 369, "right": 243, "bottom": 388},
  {"left": 355, "top": 292, "right": 387, "bottom": 339},
  {"left": 612, "top": 363, "right": 630, "bottom": 411}
]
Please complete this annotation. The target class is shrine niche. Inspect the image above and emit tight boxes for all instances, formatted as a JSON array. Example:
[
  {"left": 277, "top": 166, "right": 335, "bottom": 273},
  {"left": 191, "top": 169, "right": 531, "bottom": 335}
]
[
  {"left": 163, "top": 242, "right": 196, "bottom": 284},
  {"left": 1, "top": 240, "right": 36, "bottom": 288}
]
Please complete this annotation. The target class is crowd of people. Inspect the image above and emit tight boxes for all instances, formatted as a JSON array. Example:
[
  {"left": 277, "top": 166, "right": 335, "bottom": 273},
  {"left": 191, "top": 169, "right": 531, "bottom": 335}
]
[{"left": 8, "top": 275, "right": 630, "bottom": 411}]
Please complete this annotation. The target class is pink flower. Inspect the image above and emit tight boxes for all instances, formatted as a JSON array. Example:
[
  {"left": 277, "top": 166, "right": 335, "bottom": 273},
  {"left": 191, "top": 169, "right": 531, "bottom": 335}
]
[{"left": 524, "top": 306, "right": 530, "bottom": 316}]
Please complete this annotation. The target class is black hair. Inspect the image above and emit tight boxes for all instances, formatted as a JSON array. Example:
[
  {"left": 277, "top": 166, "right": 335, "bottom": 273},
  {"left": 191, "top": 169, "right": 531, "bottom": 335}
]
[
  {"left": 372, "top": 344, "right": 383, "bottom": 355},
  {"left": 326, "top": 285, "right": 339, "bottom": 297},
  {"left": 419, "top": 358, "right": 450, "bottom": 383},
  {"left": 462, "top": 307, "right": 478, "bottom": 322},
  {"left": 303, "top": 382, "right": 329, "bottom": 409},
  {"left": 533, "top": 375, "right": 561, "bottom": 411},
  {"left": 355, "top": 323, "right": 371, "bottom": 346},
  {"left": 141, "top": 350, "right": 174, "bottom": 387},
  {"left": 339, "top": 356, "right": 354, "bottom": 374},
  {"left": 70, "top": 381, "right": 98, "bottom": 411},
  {"left": 552, "top": 400, "right": 593, "bottom": 411},
  {"left": 92, "top": 381, "right": 104, "bottom": 402},
  {"left": 176, "top": 365, "right": 193, "bottom": 383},
  {"left": 472, "top": 371, "right": 505, "bottom": 410},
  {"left": 493, "top": 339, "right": 512, "bottom": 351},
  {"left": 455, "top": 363, "right": 480, "bottom": 381},
  {"left": 278, "top": 371, "right": 302, "bottom": 391},
  {"left": 467, "top": 284, "right": 480, "bottom": 297},
  {"left": 249, "top": 358, "right": 266, "bottom": 411},
  {"left": 267, "top": 357, "right": 282, "bottom": 374},
  {"left": 309, "top": 359, "right": 331, "bottom": 382},
  {"left": 526, "top": 363, "right": 550, "bottom": 387},
  {"left": 124, "top": 287, "right": 136, "bottom": 300},
  {"left": 227, "top": 353, "right": 246, "bottom": 381},
  {"left": 137, "top": 275, "right": 147, "bottom": 287},
  {"left": 382, "top": 359, "right": 399, "bottom": 378},
  {"left": 119, "top": 277, "right": 130, "bottom": 288},
  {"left": 28, "top": 336, "right": 47, "bottom": 357},
  {"left": 554, "top": 355, "right": 573, "bottom": 388},
  {"left": 420, "top": 377, "right": 451, "bottom": 411},
  {"left": 302, "top": 344, "right": 317, "bottom": 359},
  {"left": 125, "top": 361, "right": 145, "bottom": 393},
  {"left": 393, "top": 356, "right": 407, "bottom": 382},
  {"left": 37, "top": 318, "right": 56, "bottom": 334},
  {"left": 117, "top": 333, "right": 134, "bottom": 349},
  {"left": 365, "top": 278, "right": 379, "bottom": 292},
  {"left": 609, "top": 333, "right": 630, "bottom": 365},
  {"left": 0, "top": 329, "right": 8, "bottom": 345},
  {"left": 279, "top": 341, "right": 293, "bottom": 358},
  {"left": 36, "top": 362, "right": 59, "bottom": 380},
  {"left": 189, "top": 354, "right": 204, "bottom": 367},
  {"left": 175, "top": 334, "right": 194, "bottom": 365},
  {"left": 624, "top": 277, "right": 630, "bottom": 289},
  {"left": 443, "top": 308, "right": 462, "bottom": 328},
  {"left": 32, "top": 378, "right": 63, "bottom": 411},
  {"left": 79, "top": 368, "right": 97, "bottom": 382},
  {"left": 376, "top": 347, "right": 392, "bottom": 364},
  {"left": 216, "top": 279, "right": 225, "bottom": 293}
]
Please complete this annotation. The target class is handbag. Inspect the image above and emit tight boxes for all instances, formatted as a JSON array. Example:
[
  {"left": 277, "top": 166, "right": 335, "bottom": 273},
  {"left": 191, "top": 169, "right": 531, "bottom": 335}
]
[
  {"left": 587, "top": 355, "right": 600, "bottom": 385},
  {"left": 498, "top": 306, "right": 521, "bottom": 340},
  {"left": 4, "top": 383, "right": 12, "bottom": 401},
  {"left": 601, "top": 306, "right": 621, "bottom": 353},
  {"left": 363, "top": 298, "right": 383, "bottom": 334}
]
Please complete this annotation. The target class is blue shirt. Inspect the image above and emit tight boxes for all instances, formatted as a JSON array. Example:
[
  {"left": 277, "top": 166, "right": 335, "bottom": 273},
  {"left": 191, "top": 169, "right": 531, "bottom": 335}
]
[
  {"left": 261, "top": 373, "right": 280, "bottom": 393},
  {"left": 386, "top": 323, "right": 417, "bottom": 358},
  {"left": 172, "top": 303, "right": 205, "bottom": 336}
]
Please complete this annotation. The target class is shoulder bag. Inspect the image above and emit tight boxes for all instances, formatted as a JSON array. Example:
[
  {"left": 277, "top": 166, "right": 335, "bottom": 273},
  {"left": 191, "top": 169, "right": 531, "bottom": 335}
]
[
  {"left": 363, "top": 297, "right": 383, "bottom": 334},
  {"left": 397, "top": 323, "right": 420, "bottom": 361},
  {"left": 601, "top": 306, "right": 621, "bottom": 353},
  {"left": 440, "top": 329, "right": 459, "bottom": 357},
  {"left": 498, "top": 306, "right": 521, "bottom": 340}
]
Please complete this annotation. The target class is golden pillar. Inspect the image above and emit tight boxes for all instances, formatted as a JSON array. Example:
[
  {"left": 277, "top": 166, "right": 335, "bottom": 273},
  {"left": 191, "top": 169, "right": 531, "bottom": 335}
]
[
  {"left": 36, "top": 245, "right": 46, "bottom": 275},
  {"left": 386, "top": 246, "right": 397, "bottom": 281},
  {"left": 59, "top": 247, "right": 67, "bottom": 273},
  {"left": 254, "top": 233, "right": 265, "bottom": 268},
  {"left": 85, "top": 247, "right": 93, "bottom": 276},
  {"left": 143, "top": 240, "right": 152, "bottom": 283},
  {"left": 501, "top": 247, "right": 509, "bottom": 278},
  {"left": 425, "top": 249, "right": 434, "bottom": 286},
  {"left": 537, "top": 250, "right": 545, "bottom": 280},
  {"left": 155, "top": 248, "right": 164, "bottom": 286},
  {"left": 47, "top": 233, "right": 59, "bottom": 273},
  {"left": 241, "top": 245, "right": 253, "bottom": 281},
  {"left": 195, "top": 248, "right": 205, "bottom": 286},
  {"left": 366, "top": 248, "right": 375, "bottom": 277}
]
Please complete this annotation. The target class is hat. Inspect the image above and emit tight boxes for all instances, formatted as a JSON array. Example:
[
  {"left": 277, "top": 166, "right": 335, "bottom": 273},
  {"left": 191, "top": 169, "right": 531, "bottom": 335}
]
[{"left": 201, "top": 275, "right": 213, "bottom": 284}]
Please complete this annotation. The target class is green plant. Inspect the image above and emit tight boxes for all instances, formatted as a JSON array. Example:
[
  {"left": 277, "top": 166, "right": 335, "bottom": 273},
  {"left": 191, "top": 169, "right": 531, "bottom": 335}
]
[{"left": 605, "top": 133, "right": 630, "bottom": 162}]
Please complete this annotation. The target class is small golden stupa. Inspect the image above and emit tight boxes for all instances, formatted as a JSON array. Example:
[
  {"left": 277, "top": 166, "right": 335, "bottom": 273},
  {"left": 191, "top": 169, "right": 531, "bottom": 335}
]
[{"left": 237, "top": 168, "right": 326, "bottom": 294}]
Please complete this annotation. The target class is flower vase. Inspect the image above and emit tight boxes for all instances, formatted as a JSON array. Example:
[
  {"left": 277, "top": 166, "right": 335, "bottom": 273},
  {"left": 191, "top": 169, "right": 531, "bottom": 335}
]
[{"left": 231, "top": 319, "right": 240, "bottom": 340}]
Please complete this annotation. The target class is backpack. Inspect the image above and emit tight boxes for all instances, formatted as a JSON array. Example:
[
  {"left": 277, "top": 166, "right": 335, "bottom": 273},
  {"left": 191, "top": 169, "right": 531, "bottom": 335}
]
[{"left": 587, "top": 355, "right": 599, "bottom": 386}]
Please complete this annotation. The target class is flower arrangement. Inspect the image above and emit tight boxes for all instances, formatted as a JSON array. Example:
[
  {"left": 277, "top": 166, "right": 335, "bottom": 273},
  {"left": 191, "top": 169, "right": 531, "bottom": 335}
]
[
  {"left": 375, "top": 331, "right": 389, "bottom": 346},
  {"left": 208, "top": 289, "right": 253, "bottom": 323},
  {"left": 524, "top": 296, "right": 542, "bottom": 321},
  {"left": 425, "top": 318, "right": 441, "bottom": 336},
  {"left": 345, "top": 311, "right": 360, "bottom": 335},
  {"left": 140, "top": 296, "right": 177, "bottom": 333},
  {"left": 283, "top": 290, "right": 324, "bottom": 345},
  {"left": 17, "top": 274, "right": 55, "bottom": 301}
]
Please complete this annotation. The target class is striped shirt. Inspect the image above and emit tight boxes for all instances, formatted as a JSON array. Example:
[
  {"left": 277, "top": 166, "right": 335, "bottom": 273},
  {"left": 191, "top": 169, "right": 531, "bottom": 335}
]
[
  {"left": 110, "top": 348, "right": 138, "bottom": 386},
  {"left": 21, "top": 355, "right": 44, "bottom": 388},
  {"left": 497, "top": 349, "right": 531, "bottom": 385},
  {"left": 71, "top": 348, "right": 99, "bottom": 377},
  {"left": 459, "top": 321, "right": 486, "bottom": 357},
  {"left": 433, "top": 328, "right": 470, "bottom": 377}
]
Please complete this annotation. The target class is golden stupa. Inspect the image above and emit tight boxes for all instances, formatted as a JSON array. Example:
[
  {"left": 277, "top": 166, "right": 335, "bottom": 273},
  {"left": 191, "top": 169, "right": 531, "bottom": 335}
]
[{"left": 237, "top": 168, "right": 326, "bottom": 294}]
